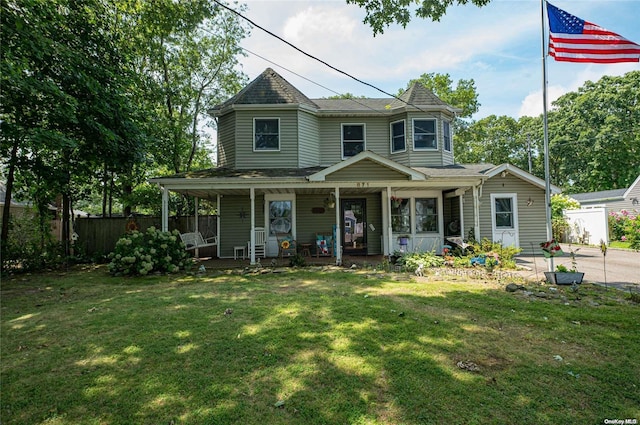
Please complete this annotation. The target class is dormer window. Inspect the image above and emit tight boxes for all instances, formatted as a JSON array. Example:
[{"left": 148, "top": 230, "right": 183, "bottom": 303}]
[
  {"left": 254, "top": 118, "right": 280, "bottom": 151},
  {"left": 443, "top": 121, "right": 452, "bottom": 152},
  {"left": 342, "top": 124, "right": 365, "bottom": 158},
  {"left": 390, "top": 120, "right": 406, "bottom": 153},
  {"left": 413, "top": 119, "right": 437, "bottom": 150}
]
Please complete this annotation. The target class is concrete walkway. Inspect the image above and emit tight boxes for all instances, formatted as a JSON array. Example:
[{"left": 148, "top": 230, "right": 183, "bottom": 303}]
[{"left": 515, "top": 245, "right": 640, "bottom": 292}]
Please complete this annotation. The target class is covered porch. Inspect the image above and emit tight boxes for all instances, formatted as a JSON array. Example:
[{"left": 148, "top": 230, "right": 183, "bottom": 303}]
[{"left": 151, "top": 152, "right": 485, "bottom": 266}]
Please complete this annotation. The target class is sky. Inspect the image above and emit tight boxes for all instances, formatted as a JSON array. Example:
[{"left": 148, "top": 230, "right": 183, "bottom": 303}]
[{"left": 233, "top": 0, "right": 640, "bottom": 120}]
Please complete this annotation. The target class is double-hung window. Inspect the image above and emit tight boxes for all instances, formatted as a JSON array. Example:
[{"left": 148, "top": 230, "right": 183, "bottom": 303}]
[
  {"left": 254, "top": 118, "right": 279, "bottom": 151},
  {"left": 413, "top": 119, "right": 437, "bottom": 150},
  {"left": 342, "top": 124, "right": 365, "bottom": 158},
  {"left": 443, "top": 121, "right": 452, "bottom": 152},
  {"left": 390, "top": 120, "right": 406, "bottom": 153}
]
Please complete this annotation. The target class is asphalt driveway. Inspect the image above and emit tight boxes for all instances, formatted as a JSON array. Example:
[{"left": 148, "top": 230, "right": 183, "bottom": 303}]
[{"left": 515, "top": 245, "right": 640, "bottom": 292}]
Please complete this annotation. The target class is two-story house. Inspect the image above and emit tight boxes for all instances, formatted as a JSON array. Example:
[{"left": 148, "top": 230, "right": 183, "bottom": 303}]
[{"left": 151, "top": 68, "right": 558, "bottom": 264}]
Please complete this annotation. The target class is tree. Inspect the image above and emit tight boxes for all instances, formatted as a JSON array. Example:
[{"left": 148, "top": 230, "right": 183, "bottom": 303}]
[
  {"left": 346, "top": 0, "right": 491, "bottom": 34},
  {"left": 549, "top": 71, "right": 640, "bottom": 192}
]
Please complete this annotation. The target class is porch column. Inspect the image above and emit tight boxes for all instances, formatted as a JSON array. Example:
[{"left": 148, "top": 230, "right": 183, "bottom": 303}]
[
  {"left": 334, "top": 187, "right": 341, "bottom": 265},
  {"left": 458, "top": 195, "right": 465, "bottom": 239},
  {"left": 161, "top": 186, "right": 169, "bottom": 232},
  {"left": 194, "top": 197, "right": 200, "bottom": 258},
  {"left": 250, "top": 187, "right": 256, "bottom": 265},
  {"left": 386, "top": 186, "right": 392, "bottom": 256},
  {"left": 473, "top": 185, "right": 481, "bottom": 241},
  {"left": 216, "top": 194, "right": 221, "bottom": 258}
]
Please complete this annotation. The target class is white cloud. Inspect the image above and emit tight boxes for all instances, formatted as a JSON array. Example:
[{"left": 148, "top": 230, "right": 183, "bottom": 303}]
[{"left": 518, "top": 85, "right": 567, "bottom": 118}]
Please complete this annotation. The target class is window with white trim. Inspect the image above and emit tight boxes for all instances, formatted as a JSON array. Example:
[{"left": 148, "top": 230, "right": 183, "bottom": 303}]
[
  {"left": 413, "top": 119, "right": 437, "bottom": 150},
  {"left": 443, "top": 121, "right": 452, "bottom": 152},
  {"left": 390, "top": 120, "right": 406, "bottom": 153},
  {"left": 254, "top": 118, "right": 279, "bottom": 151},
  {"left": 342, "top": 124, "right": 365, "bottom": 158}
]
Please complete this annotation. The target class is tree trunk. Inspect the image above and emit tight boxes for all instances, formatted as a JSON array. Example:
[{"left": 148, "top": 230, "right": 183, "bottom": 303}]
[{"left": 1, "top": 138, "right": 19, "bottom": 246}]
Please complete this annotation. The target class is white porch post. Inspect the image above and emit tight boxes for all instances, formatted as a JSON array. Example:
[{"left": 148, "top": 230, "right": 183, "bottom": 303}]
[
  {"left": 458, "top": 195, "right": 465, "bottom": 239},
  {"left": 216, "top": 194, "right": 221, "bottom": 258},
  {"left": 161, "top": 186, "right": 169, "bottom": 232},
  {"left": 473, "top": 185, "right": 481, "bottom": 241},
  {"left": 194, "top": 197, "right": 200, "bottom": 258},
  {"left": 386, "top": 186, "right": 392, "bottom": 256},
  {"left": 334, "top": 187, "right": 341, "bottom": 265},
  {"left": 250, "top": 187, "right": 256, "bottom": 265}
]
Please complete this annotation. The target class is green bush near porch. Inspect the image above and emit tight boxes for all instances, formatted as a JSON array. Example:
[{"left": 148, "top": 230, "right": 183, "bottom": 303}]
[{"left": 2, "top": 267, "right": 638, "bottom": 424}]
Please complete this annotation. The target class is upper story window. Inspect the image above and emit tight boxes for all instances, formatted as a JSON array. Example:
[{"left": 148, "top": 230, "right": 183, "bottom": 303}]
[
  {"left": 254, "top": 118, "right": 280, "bottom": 151},
  {"left": 390, "top": 120, "right": 406, "bottom": 153},
  {"left": 443, "top": 121, "right": 452, "bottom": 152},
  {"left": 413, "top": 119, "right": 437, "bottom": 150},
  {"left": 342, "top": 124, "right": 365, "bottom": 158}
]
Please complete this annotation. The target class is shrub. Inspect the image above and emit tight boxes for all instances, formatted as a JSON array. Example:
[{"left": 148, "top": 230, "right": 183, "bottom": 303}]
[
  {"left": 622, "top": 212, "right": 640, "bottom": 250},
  {"left": 108, "top": 227, "right": 192, "bottom": 276},
  {"left": 397, "top": 251, "right": 444, "bottom": 271},
  {"left": 1, "top": 210, "right": 65, "bottom": 273}
]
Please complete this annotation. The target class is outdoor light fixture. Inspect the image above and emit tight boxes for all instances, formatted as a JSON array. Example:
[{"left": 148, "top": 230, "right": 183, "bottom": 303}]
[{"left": 324, "top": 192, "right": 336, "bottom": 209}]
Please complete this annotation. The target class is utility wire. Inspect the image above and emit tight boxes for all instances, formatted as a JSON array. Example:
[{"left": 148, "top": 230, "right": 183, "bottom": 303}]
[{"left": 213, "top": 0, "right": 424, "bottom": 111}]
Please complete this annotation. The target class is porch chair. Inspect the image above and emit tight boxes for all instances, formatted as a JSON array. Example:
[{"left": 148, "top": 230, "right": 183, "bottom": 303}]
[
  {"left": 315, "top": 233, "right": 334, "bottom": 257},
  {"left": 247, "top": 227, "right": 267, "bottom": 258},
  {"left": 276, "top": 233, "right": 297, "bottom": 260}
]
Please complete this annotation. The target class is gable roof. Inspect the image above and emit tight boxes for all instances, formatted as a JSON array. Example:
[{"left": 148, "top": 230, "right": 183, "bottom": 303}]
[
  {"left": 210, "top": 68, "right": 318, "bottom": 115},
  {"left": 482, "top": 163, "right": 561, "bottom": 193},
  {"left": 308, "top": 150, "right": 426, "bottom": 182},
  {"left": 569, "top": 174, "right": 640, "bottom": 203}
]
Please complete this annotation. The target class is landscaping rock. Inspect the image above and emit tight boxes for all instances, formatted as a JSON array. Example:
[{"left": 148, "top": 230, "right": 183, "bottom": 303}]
[{"left": 505, "top": 283, "right": 525, "bottom": 292}]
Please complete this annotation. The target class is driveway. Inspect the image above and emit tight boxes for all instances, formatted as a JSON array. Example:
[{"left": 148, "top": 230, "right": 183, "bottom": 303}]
[{"left": 515, "top": 245, "right": 640, "bottom": 292}]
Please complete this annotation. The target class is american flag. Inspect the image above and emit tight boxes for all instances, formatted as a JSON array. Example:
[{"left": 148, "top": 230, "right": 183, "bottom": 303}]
[{"left": 547, "top": 2, "right": 640, "bottom": 63}]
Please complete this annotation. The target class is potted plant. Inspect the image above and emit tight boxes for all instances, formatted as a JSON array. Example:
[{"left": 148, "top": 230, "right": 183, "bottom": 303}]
[
  {"left": 544, "top": 247, "right": 584, "bottom": 285},
  {"left": 398, "top": 235, "right": 410, "bottom": 246}
]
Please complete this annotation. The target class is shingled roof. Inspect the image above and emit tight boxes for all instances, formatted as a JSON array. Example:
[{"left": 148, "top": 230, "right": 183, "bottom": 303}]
[
  {"left": 210, "top": 68, "right": 317, "bottom": 115},
  {"left": 389, "top": 83, "right": 452, "bottom": 109}
]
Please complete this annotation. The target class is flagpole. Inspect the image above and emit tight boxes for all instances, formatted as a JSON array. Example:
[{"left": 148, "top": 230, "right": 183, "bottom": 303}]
[{"left": 541, "top": 0, "right": 554, "bottom": 272}]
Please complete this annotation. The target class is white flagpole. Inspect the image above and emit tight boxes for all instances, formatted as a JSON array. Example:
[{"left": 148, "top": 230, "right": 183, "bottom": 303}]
[{"left": 541, "top": 0, "right": 554, "bottom": 272}]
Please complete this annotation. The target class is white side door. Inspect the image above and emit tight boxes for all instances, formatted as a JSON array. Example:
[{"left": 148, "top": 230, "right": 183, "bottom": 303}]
[{"left": 491, "top": 193, "right": 519, "bottom": 248}]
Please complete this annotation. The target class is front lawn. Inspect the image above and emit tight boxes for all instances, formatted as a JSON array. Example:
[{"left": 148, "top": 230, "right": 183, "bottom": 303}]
[{"left": 1, "top": 266, "right": 638, "bottom": 424}]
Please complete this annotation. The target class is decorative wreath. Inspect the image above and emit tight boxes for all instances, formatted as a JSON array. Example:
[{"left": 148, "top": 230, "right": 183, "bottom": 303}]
[
  {"left": 126, "top": 219, "right": 139, "bottom": 232},
  {"left": 280, "top": 240, "right": 290, "bottom": 250}
]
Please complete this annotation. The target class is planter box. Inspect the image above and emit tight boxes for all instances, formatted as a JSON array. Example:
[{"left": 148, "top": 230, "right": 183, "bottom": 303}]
[{"left": 544, "top": 271, "right": 584, "bottom": 285}]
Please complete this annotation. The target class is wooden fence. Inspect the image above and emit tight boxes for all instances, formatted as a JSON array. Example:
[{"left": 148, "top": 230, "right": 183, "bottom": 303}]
[{"left": 73, "top": 215, "right": 218, "bottom": 258}]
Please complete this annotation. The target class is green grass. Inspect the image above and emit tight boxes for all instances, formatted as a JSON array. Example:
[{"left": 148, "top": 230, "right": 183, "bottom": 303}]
[
  {"left": 609, "top": 241, "right": 632, "bottom": 249},
  {"left": 2, "top": 266, "right": 639, "bottom": 425}
]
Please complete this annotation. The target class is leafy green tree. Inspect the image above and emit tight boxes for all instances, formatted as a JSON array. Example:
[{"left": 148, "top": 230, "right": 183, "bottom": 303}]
[
  {"left": 549, "top": 71, "right": 640, "bottom": 192},
  {"left": 347, "top": 0, "right": 491, "bottom": 34}
]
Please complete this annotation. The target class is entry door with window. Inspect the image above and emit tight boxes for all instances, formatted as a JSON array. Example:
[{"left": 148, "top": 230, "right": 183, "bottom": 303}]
[
  {"left": 265, "top": 195, "right": 295, "bottom": 257},
  {"left": 491, "top": 194, "right": 519, "bottom": 248},
  {"left": 342, "top": 199, "right": 367, "bottom": 255}
]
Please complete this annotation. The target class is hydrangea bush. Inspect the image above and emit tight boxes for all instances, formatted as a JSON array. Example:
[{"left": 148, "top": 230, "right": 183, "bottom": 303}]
[
  {"left": 609, "top": 209, "right": 638, "bottom": 247},
  {"left": 108, "top": 227, "right": 192, "bottom": 276}
]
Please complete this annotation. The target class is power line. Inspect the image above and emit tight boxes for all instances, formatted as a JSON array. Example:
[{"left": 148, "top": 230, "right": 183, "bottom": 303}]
[{"left": 213, "top": 0, "right": 424, "bottom": 111}]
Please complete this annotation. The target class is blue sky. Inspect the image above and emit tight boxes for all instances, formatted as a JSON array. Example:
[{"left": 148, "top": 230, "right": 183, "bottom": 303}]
[{"left": 236, "top": 0, "right": 640, "bottom": 120}]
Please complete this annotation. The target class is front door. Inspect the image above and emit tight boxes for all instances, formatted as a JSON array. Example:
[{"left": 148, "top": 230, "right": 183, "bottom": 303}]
[
  {"left": 342, "top": 199, "right": 367, "bottom": 255},
  {"left": 491, "top": 193, "right": 519, "bottom": 248},
  {"left": 265, "top": 195, "right": 296, "bottom": 257}
]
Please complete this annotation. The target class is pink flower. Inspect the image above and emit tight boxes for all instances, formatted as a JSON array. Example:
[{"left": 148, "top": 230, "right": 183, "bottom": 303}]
[{"left": 621, "top": 236, "right": 627, "bottom": 241}]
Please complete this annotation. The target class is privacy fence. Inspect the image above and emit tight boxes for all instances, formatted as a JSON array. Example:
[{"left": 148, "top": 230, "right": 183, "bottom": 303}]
[{"left": 73, "top": 215, "right": 218, "bottom": 258}]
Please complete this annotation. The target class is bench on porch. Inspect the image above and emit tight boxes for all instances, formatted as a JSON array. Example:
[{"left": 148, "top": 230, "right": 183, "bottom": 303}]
[{"left": 180, "top": 232, "right": 218, "bottom": 250}]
